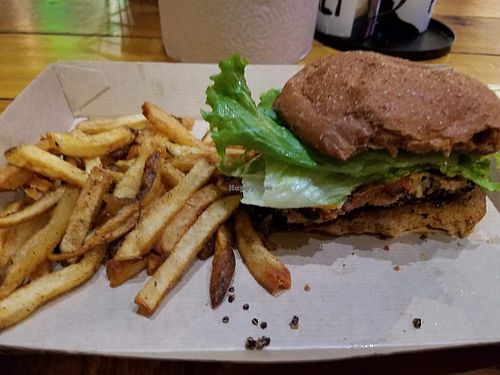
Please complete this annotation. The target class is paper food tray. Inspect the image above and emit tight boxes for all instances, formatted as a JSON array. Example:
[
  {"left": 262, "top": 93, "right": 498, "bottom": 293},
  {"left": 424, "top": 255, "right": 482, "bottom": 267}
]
[{"left": 0, "top": 61, "right": 499, "bottom": 362}]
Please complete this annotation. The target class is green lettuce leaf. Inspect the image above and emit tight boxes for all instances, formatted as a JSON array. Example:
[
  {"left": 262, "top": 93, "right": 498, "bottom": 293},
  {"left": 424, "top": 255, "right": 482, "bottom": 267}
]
[{"left": 202, "top": 54, "right": 500, "bottom": 209}]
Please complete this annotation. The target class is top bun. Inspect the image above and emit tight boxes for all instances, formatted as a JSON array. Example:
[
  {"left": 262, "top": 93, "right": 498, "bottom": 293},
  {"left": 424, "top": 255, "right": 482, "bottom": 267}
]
[{"left": 273, "top": 51, "right": 500, "bottom": 160}]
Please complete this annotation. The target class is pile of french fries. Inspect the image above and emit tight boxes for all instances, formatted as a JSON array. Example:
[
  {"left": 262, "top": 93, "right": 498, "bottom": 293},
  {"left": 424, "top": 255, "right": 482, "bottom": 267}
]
[{"left": 0, "top": 102, "right": 291, "bottom": 329}]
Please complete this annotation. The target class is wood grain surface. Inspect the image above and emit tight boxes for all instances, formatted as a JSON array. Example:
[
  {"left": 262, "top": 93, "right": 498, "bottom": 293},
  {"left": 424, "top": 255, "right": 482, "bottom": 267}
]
[{"left": 0, "top": 0, "right": 500, "bottom": 373}]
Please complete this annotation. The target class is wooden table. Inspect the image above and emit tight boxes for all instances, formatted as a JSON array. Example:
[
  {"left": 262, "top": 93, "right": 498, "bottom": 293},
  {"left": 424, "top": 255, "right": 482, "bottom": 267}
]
[{"left": 1, "top": 0, "right": 500, "bottom": 373}]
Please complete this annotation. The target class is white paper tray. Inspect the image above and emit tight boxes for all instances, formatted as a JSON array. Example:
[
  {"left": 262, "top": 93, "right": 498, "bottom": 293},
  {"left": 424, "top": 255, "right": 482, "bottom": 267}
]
[{"left": 0, "top": 61, "right": 499, "bottom": 362}]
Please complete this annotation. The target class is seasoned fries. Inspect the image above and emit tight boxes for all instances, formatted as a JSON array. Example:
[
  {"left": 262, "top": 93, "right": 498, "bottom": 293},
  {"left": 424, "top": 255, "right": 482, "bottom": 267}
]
[
  {"left": 210, "top": 222, "right": 235, "bottom": 308},
  {"left": 0, "top": 246, "right": 105, "bottom": 329},
  {"left": 0, "top": 165, "right": 34, "bottom": 191},
  {"left": 157, "top": 184, "right": 225, "bottom": 256},
  {"left": 59, "top": 168, "right": 113, "bottom": 257},
  {"left": 0, "top": 186, "right": 65, "bottom": 228},
  {"left": 47, "top": 127, "right": 135, "bottom": 158},
  {"left": 0, "top": 104, "right": 293, "bottom": 329},
  {"left": 235, "top": 209, "right": 291, "bottom": 295},
  {"left": 5, "top": 144, "right": 88, "bottom": 187},
  {"left": 77, "top": 114, "right": 147, "bottom": 134},
  {"left": 135, "top": 195, "right": 241, "bottom": 315},
  {"left": 106, "top": 258, "right": 147, "bottom": 288},
  {"left": 114, "top": 160, "right": 215, "bottom": 261},
  {"left": 49, "top": 201, "right": 140, "bottom": 261},
  {"left": 143, "top": 102, "right": 208, "bottom": 150},
  {"left": 0, "top": 188, "right": 79, "bottom": 299},
  {"left": 0, "top": 211, "right": 51, "bottom": 268}
]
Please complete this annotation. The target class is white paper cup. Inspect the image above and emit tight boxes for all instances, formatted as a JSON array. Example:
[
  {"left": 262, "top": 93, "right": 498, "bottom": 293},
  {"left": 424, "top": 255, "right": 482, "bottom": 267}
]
[{"left": 158, "top": 0, "right": 319, "bottom": 63}]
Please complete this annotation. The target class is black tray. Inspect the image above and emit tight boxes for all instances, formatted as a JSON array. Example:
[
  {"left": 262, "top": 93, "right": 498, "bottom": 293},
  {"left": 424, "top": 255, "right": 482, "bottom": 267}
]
[{"left": 315, "top": 18, "right": 455, "bottom": 61}]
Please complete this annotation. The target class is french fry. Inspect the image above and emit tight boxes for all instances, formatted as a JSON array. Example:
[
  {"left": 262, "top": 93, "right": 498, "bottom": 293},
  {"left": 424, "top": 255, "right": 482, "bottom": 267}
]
[
  {"left": 157, "top": 184, "right": 225, "bottom": 256},
  {"left": 59, "top": 168, "right": 113, "bottom": 257},
  {"left": 0, "top": 200, "right": 25, "bottom": 218},
  {"left": 49, "top": 201, "right": 140, "bottom": 262},
  {"left": 84, "top": 157, "right": 102, "bottom": 173},
  {"left": 0, "top": 245, "right": 105, "bottom": 330},
  {"left": 22, "top": 175, "right": 53, "bottom": 201},
  {"left": 150, "top": 135, "right": 208, "bottom": 157},
  {"left": 0, "top": 186, "right": 66, "bottom": 228},
  {"left": 0, "top": 188, "right": 79, "bottom": 299},
  {"left": 5, "top": 144, "right": 88, "bottom": 187},
  {"left": 106, "top": 258, "right": 147, "bottom": 288},
  {"left": 29, "top": 259, "right": 52, "bottom": 282},
  {"left": 135, "top": 195, "right": 240, "bottom": 314},
  {"left": 113, "top": 144, "right": 154, "bottom": 199},
  {"left": 160, "top": 161, "right": 184, "bottom": 187},
  {"left": 115, "top": 159, "right": 135, "bottom": 172},
  {"left": 210, "top": 222, "right": 235, "bottom": 308},
  {"left": 234, "top": 209, "right": 291, "bottom": 295},
  {"left": 142, "top": 102, "right": 208, "bottom": 150},
  {"left": 198, "top": 234, "right": 215, "bottom": 260},
  {"left": 77, "top": 114, "right": 147, "bottom": 134},
  {"left": 114, "top": 160, "right": 215, "bottom": 262},
  {"left": 0, "top": 165, "right": 34, "bottom": 191},
  {"left": 169, "top": 154, "right": 216, "bottom": 173},
  {"left": 146, "top": 252, "right": 167, "bottom": 275},
  {"left": 0, "top": 211, "right": 51, "bottom": 268},
  {"left": 47, "top": 127, "right": 135, "bottom": 158},
  {"left": 136, "top": 151, "right": 164, "bottom": 207}
]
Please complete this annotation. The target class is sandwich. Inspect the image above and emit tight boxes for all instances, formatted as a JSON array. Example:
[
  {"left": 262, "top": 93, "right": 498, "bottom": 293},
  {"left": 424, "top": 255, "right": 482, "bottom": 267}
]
[{"left": 202, "top": 51, "right": 500, "bottom": 238}]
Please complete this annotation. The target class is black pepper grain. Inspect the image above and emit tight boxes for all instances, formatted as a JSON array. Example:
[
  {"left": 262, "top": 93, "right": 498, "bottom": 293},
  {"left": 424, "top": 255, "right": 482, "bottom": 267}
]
[
  {"left": 289, "top": 315, "right": 299, "bottom": 330},
  {"left": 242, "top": 303, "right": 249, "bottom": 310},
  {"left": 304, "top": 284, "right": 311, "bottom": 292},
  {"left": 252, "top": 318, "right": 258, "bottom": 326},
  {"left": 245, "top": 337, "right": 256, "bottom": 350},
  {"left": 222, "top": 316, "right": 229, "bottom": 323},
  {"left": 383, "top": 245, "right": 390, "bottom": 251},
  {"left": 260, "top": 321, "right": 267, "bottom": 329},
  {"left": 228, "top": 294, "right": 235, "bottom": 303},
  {"left": 412, "top": 318, "right": 422, "bottom": 329},
  {"left": 229, "top": 286, "right": 235, "bottom": 293}
]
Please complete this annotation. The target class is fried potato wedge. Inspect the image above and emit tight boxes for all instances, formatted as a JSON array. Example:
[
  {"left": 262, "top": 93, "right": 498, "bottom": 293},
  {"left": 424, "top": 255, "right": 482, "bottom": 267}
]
[
  {"left": 157, "top": 184, "right": 225, "bottom": 256},
  {"left": 47, "top": 127, "right": 135, "bottom": 158},
  {"left": 210, "top": 222, "right": 235, "bottom": 308},
  {"left": 0, "top": 186, "right": 65, "bottom": 228},
  {"left": 0, "top": 188, "right": 79, "bottom": 299},
  {"left": 59, "top": 168, "right": 113, "bottom": 256},
  {"left": 5, "top": 144, "right": 88, "bottom": 187},
  {"left": 142, "top": 102, "right": 208, "bottom": 150},
  {"left": 135, "top": 195, "right": 241, "bottom": 314},
  {"left": 0, "top": 165, "right": 35, "bottom": 191},
  {"left": 0, "top": 245, "right": 105, "bottom": 330},
  {"left": 235, "top": 209, "right": 291, "bottom": 295},
  {"left": 114, "top": 160, "right": 215, "bottom": 261},
  {"left": 106, "top": 258, "right": 147, "bottom": 288},
  {"left": 77, "top": 114, "right": 147, "bottom": 134}
]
